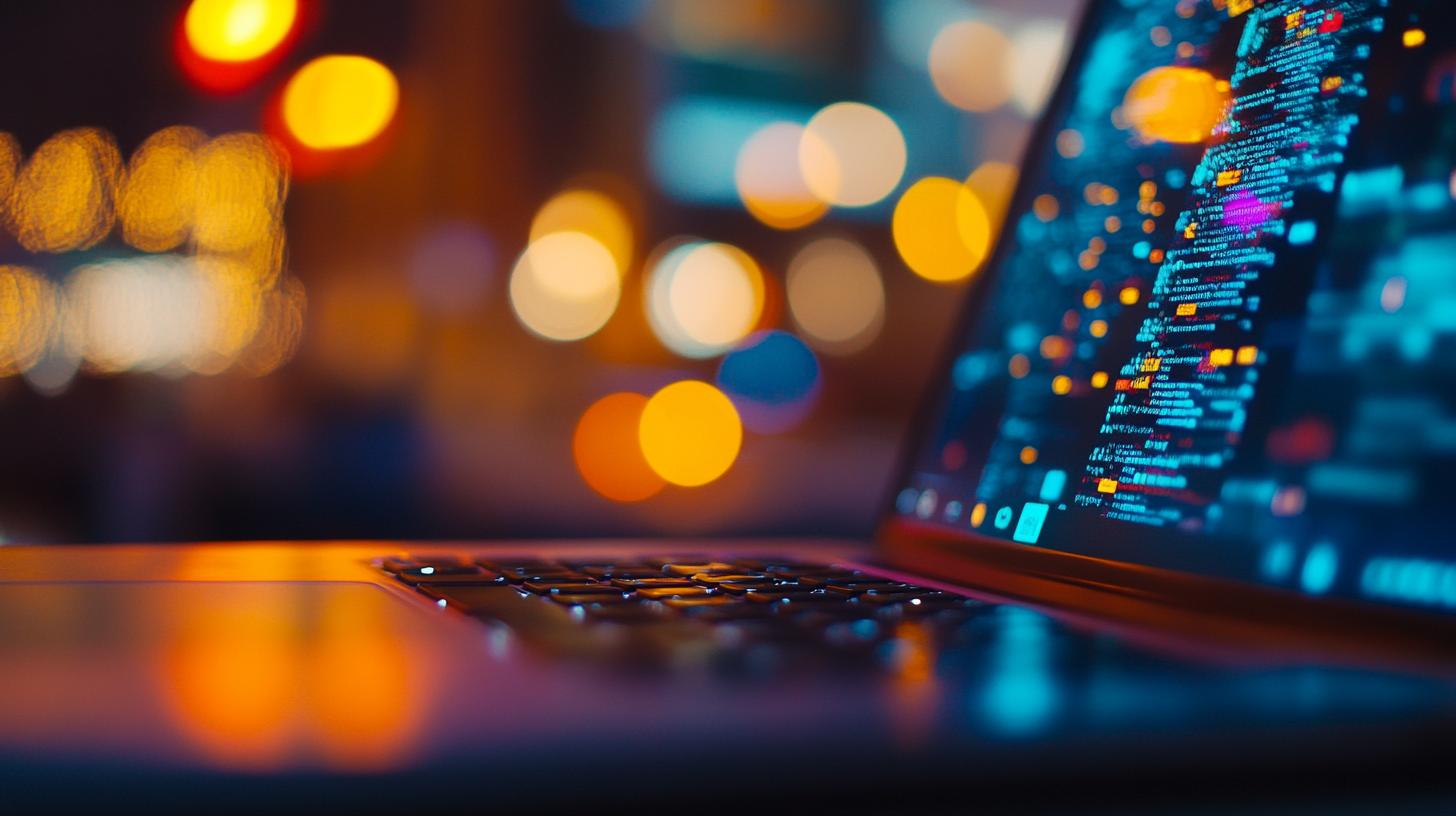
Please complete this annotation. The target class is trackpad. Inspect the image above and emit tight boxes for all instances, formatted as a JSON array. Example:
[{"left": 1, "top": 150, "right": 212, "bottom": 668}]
[{"left": 0, "top": 581, "right": 461, "bottom": 771}]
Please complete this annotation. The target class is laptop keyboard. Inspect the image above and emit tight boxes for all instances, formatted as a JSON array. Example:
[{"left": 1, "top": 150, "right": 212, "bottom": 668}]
[{"left": 377, "top": 554, "right": 994, "bottom": 659}]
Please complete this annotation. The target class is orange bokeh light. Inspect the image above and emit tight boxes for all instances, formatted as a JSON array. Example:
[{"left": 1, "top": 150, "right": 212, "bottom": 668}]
[{"left": 573, "top": 392, "right": 666, "bottom": 502}]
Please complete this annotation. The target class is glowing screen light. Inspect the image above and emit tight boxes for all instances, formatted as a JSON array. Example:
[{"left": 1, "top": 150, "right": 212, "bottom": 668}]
[
  {"left": 786, "top": 237, "right": 884, "bottom": 354},
  {"left": 282, "top": 55, "right": 399, "bottom": 150},
  {"left": 509, "top": 231, "right": 621, "bottom": 341},
  {"left": 800, "top": 102, "right": 907, "bottom": 208},
  {"left": 1122, "top": 66, "right": 1229, "bottom": 144},
  {"left": 735, "top": 122, "right": 827, "bottom": 230},
  {"left": 928, "top": 21, "right": 1012, "bottom": 112},
  {"left": 9, "top": 128, "right": 122, "bottom": 254},
  {"left": 529, "top": 189, "right": 634, "bottom": 276},
  {"left": 893, "top": 177, "right": 992, "bottom": 283},
  {"left": 644, "top": 240, "right": 764, "bottom": 358},
  {"left": 573, "top": 392, "right": 665, "bottom": 502},
  {"left": 715, "top": 331, "right": 821, "bottom": 434},
  {"left": 185, "top": 0, "right": 298, "bottom": 63},
  {"left": 638, "top": 380, "right": 742, "bottom": 487}
]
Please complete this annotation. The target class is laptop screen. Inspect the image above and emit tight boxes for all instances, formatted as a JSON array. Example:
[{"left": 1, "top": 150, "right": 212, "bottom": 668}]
[{"left": 895, "top": 0, "right": 1456, "bottom": 614}]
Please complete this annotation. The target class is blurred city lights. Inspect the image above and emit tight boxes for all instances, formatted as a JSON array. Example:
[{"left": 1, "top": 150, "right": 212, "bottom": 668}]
[
  {"left": 786, "top": 236, "right": 884, "bottom": 355},
  {"left": 281, "top": 55, "right": 399, "bottom": 150},
  {"left": 893, "top": 177, "right": 992, "bottom": 283},
  {"left": 735, "top": 122, "right": 827, "bottom": 230},
  {"left": 0, "top": 267, "right": 56, "bottom": 377},
  {"left": 8, "top": 128, "right": 121, "bottom": 254},
  {"left": 407, "top": 221, "right": 496, "bottom": 314},
  {"left": 928, "top": 21, "right": 1012, "bottom": 112},
  {"left": 529, "top": 189, "right": 634, "bottom": 276},
  {"left": 638, "top": 380, "right": 742, "bottom": 487},
  {"left": 0, "top": 132, "right": 17, "bottom": 218},
  {"left": 66, "top": 256, "right": 251, "bottom": 375},
  {"left": 572, "top": 392, "right": 666, "bottom": 502},
  {"left": 184, "top": 0, "right": 298, "bottom": 62},
  {"left": 800, "top": 102, "right": 907, "bottom": 208},
  {"left": 1122, "top": 66, "right": 1229, "bottom": 144},
  {"left": 192, "top": 132, "right": 287, "bottom": 254},
  {"left": 509, "top": 231, "right": 621, "bottom": 341},
  {"left": 117, "top": 126, "right": 206, "bottom": 253},
  {"left": 644, "top": 240, "right": 764, "bottom": 358},
  {"left": 1008, "top": 21, "right": 1069, "bottom": 117},
  {"left": 716, "top": 331, "right": 821, "bottom": 434}
]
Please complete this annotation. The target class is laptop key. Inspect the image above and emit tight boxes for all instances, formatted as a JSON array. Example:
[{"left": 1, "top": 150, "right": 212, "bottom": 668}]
[
  {"left": 691, "top": 573, "right": 771, "bottom": 586},
  {"left": 824, "top": 581, "right": 911, "bottom": 596},
  {"left": 398, "top": 570, "right": 509, "bottom": 587},
  {"left": 611, "top": 577, "right": 697, "bottom": 589},
  {"left": 714, "top": 580, "right": 789, "bottom": 595},
  {"left": 395, "top": 564, "right": 494, "bottom": 582},
  {"left": 662, "top": 562, "right": 737, "bottom": 576},
  {"left": 661, "top": 595, "right": 739, "bottom": 610},
  {"left": 522, "top": 580, "right": 614, "bottom": 594},
  {"left": 550, "top": 592, "right": 634, "bottom": 606},
  {"left": 636, "top": 586, "right": 714, "bottom": 600},
  {"left": 581, "top": 567, "right": 665, "bottom": 579},
  {"left": 795, "top": 572, "right": 867, "bottom": 588}
]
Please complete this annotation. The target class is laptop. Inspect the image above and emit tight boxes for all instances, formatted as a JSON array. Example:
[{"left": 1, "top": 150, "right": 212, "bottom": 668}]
[{"left": 4, "top": 0, "right": 1456, "bottom": 809}]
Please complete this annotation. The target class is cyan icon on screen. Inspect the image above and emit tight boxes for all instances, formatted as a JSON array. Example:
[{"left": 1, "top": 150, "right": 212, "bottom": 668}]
[{"left": 1013, "top": 502, "right": 1050, "bottom": 544}]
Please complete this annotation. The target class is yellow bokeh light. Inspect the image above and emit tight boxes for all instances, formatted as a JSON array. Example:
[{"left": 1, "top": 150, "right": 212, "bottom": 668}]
[
  {"left": 118, "top": 126, "right": 206, "bottom": 253},
  {"left": 0, "top": 266, "right": 56, "bottom": 377},
  {"left": 185, "top": 0, "right": 297, "bottom": 62},
  {"left": 509, "top": 231, "right": 621, "bottom": 342},
  {"left": 736, "top": 122, "right": 827, "bottom": 230},
  {"left": 1123, "top": 66, "right": 1228, "bottom": 144},
  {"left": 638, "top": 380, "right": 742, "bottom": 488},
  {"left": 8, "top": 128, "right": 121, "bottom": 253},
  {"left": 282, "top": 55, "right": 399, "bottom": 150},
  {"left": 928, "top": 21, "right": 1012, "bottom": 112},
  {"left": 193, "top": 132, "right": 286, "bottom": 253},
  {"left": 966, "top": 161, "right": 1019, "bottom": 232},
  {"left": 0, "top": 132, "right": 18, "bottom": 221},
  {"left": 786, "top": 236, "right": 884, "bottom": 355},
  {"left": 530, "top": 189, "right": 634, "bottom": 276},
  {"left": 573, "top": 392, "right": 666, "bottom": 503},
  {"left": 800, "top": 102, "right": 907, "bottom": 208},
  {"left": 892, "top": 177, "right": 991, "bottom": 283},
  {"left": 645, "top": 240, "right": 763, "bottom": 358}
]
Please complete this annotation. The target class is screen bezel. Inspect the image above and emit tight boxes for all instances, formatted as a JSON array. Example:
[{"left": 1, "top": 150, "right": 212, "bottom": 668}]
[{"left": 872, "top": 0, "right": 1456, "bottom": 638}]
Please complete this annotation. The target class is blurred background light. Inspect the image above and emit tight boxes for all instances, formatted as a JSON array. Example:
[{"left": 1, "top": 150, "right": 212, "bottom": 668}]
[
  {"left": 645, "top": 240, "right": 764, "bottom": 358},
  {"left": 565, "top": 0, "right": 650, "bottom": 29},
  {"left": 966, "top": 160, "right": 1020, "bottom": 233},
  {"left": 638, "top": 380, "right": 742, "bottom": 487},
  {"left": 509, "top": 230, "right": 621, "bottom": 341},
  {"left": 1008, "top": 20, "right": 1069, "bottom": 117},
  {"left": 1122, "top": 66, "right": 1229, "bottom": 144},
  {"left": 735, "top": 122, "right": 827, "bottom": 230},
  {"left": 893, "top": 177, "right": 992, "bottom": 283},
  {"left": 0, "top": 132, "right": 17, "bottom": 221},
  {"left": 573, "top": 392, "right": 665, "bottom": 502},
  {"left": 282, "top": 55, "right": 399, "bottom": 150},
  {"left": 800, "top": 101, "right": 907, "bottom": 208},
  {"left": 192, "top": 132, "right": 286, "bottom": 254},
  {"left": 117, "top": 126, "right": 206, "bottom": 253},
  {"left": 650, "top": 96, "right": 814, "bottom": 205},
  {"left": 185, "top": 0, "right": 297, "bottom": 63},
  {"left": 529, "top": 189, "right": 634, "bottom": 276},
  {"left": 786, "top": 236, "right": 885, "bottom": 355},
  {"left": 881, "top": 0, "right": 974, "bottom": 71},
  {"left": 928, "top": 20, "right": 1012, "bottom": 112},
  {"left": 716, "top": 330, "right": 821, "bottom": 434},
  {"left": 8, "top": 128, "right": 121, "bottom": 254},
  {"left": 0, "top": 266, "right": 56, "bottom": 377},
  {"left": 407, "top": 221, "right": 496, "bottom": 314}
]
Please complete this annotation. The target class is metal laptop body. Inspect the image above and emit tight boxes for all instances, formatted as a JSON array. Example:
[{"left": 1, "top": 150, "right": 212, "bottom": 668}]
[{"left": 4, "top": 0, "right": 1456, "bottom": 810}]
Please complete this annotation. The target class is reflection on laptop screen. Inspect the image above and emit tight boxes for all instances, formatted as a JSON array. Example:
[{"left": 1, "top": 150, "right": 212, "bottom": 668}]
[{"left": 896, "top": 0, "right": 1456, "bottom": 613}]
